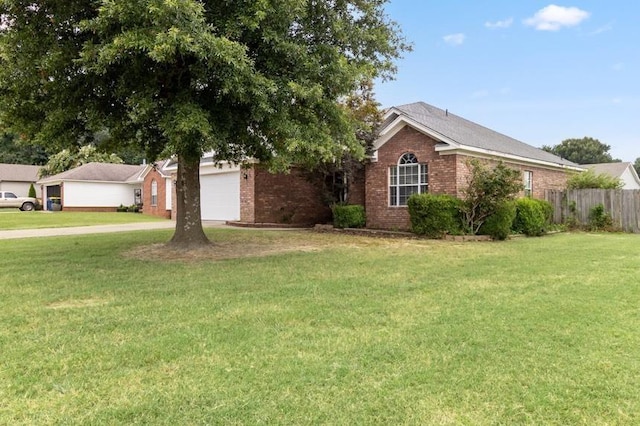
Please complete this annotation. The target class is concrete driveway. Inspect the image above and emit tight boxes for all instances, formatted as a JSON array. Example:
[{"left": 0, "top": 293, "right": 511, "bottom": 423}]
[{"left": 0, "top": 221, "right": 228, "bottom": 240}]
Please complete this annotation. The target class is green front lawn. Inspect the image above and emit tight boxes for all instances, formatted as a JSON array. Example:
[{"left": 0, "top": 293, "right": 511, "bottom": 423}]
[
  {"left": 0, "top": 210, "right": 166, "bottom": 230},
  {"left": 1, "top": 230, "right": 639, "bottom": 424}
]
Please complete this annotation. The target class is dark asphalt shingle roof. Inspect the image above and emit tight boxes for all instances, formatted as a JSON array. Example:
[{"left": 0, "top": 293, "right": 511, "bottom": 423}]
[
  {"left": 0, "top": 163, "right": 41, "bottom": 182},
  {"left": 38, "top": 162, "right": 145, "bottom": 184},
  {"left": 391, "top": 102, "right": 579, "bottom": 167}
]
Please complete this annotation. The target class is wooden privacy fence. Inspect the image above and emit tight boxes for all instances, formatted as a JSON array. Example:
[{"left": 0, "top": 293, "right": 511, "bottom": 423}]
[{"left": 545, "top": 189, "right": 640, "bottom": 233}]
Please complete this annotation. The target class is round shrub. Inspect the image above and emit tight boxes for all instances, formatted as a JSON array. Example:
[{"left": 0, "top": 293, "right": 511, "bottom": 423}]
[
  {"left": 513, "top": 198, "right": 549, "bottom": 236},
  {"left": 332, "top": 204, "right": 366, "bottom": 229},
  {"left": 479, "top": 201, "right": 516, "bottom": 240},
  {"left": 408, "top": 193, "right": 462, "bottom": 238}
]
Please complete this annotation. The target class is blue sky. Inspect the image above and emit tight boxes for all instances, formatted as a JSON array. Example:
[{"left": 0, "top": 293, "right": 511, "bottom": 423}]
[{"left": 376, "top": 1, "right": 639, "bottom": 162}]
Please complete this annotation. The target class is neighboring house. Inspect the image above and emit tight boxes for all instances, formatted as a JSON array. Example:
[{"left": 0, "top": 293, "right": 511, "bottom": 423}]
[
  {"left": 141, "top": 160, "right": 173, "bottom": 219},
  {"left": 149, "top": 101, "right": 584, "bottom": 229},
  {"left": 366, "top": 102, "right": 583, "bottom": 229},
  {"left": 37, "top": 162, "right": 146, "bottom": 211},
  {"left": 0, "top": 163, "right": 42, "bottom": 198},
  {"left": 584, "top": 162, "right": 640, "bottom": 190}
]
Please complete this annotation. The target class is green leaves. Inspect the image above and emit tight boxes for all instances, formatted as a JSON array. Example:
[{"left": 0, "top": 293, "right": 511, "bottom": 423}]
[{"left": 542, "top": 137, "right": 620, "bottom": 165}]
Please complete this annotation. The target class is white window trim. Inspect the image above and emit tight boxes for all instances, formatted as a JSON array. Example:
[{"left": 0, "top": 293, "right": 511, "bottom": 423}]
[
  {"left": 151, "top": 180, "right": 158, "bottom": 206},
  {"left": 524, "top": 170, "right": 533, "bottom": 197},
  {"left": 389, "top": 153, "right": 428, "bottom": 207}
]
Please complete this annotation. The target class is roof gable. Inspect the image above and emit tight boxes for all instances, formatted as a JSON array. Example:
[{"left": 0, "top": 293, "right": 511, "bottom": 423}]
[{"left": 376, "top": 102, "right": 581, "bottom": 169}]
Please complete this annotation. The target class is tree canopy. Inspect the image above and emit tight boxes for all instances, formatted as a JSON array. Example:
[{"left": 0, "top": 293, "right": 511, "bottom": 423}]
[
  {"left": 542, "top": 137, "right": 620, "bottom": 165},
  {"left": 0, "top": 133, "right": 48, "bottom": 165},
  {"left": 566, "top": 169, "right": 623, "bottom": 190},
  {"left": 0, "top": 1, "right": 409, "bottom": 247},
  {"left": 39, "top": 145, "right": 124, "bottom": 177}
]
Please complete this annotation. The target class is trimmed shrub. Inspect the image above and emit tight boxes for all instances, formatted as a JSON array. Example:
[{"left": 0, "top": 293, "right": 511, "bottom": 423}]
[
  {"left": 28, "top": 183, "right": 36, "bottom": 198},
  {"left": 332, "top": 204, "right": 366, "bottom": 229},
  {"left": 479, "top": 201, "right": 516, "bottom": 240},
  {"left": 408, "top": 193, "right": 463, "bottom": 238},
  {"left": 513, "top": 198, "right": 549, "bottom": 236}
]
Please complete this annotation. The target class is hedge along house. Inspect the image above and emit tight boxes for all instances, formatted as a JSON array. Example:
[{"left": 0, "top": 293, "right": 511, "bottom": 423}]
[
  {"left": 37, "top": 162, "right": 146, "bottom": 211},
  {"left": 366, "top": 102, "right": 584, "bottom": 230}
]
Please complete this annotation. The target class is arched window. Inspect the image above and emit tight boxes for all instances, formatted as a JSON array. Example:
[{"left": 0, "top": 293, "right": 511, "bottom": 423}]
[
  {"left": 151, "top": 180, "right": 158, "bottom": 206},
  {"left": 389, "top": 153, "right": 428, "bottom": 206}
]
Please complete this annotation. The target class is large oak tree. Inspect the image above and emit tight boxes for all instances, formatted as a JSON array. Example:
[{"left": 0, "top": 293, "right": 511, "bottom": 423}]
[{"left": 0, "top": 0, "right": 408, "bottom": 247}]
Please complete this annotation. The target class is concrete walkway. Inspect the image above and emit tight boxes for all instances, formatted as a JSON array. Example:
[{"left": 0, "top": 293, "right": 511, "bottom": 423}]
[{"left": 0, "top": 220, "right": 228, "bottom": 240}]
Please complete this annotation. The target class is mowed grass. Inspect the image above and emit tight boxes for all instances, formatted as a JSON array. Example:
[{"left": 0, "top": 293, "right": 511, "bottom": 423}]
[
  {"left": 1, "top": 229, "right": 640, "bottom": 424},
  {"left": 0, "top": 210, "right": 166, "bottom": 230}
]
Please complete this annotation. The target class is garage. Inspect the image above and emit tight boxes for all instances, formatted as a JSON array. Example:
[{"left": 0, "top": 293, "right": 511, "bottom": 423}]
[{"left": 200, "top": 169, "right": 240, "bottom": 221}]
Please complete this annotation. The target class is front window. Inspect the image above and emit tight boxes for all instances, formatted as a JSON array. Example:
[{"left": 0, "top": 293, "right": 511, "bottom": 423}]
[
  {"left": 151, "top": 180, "right": 158, "bottom": 206},
  {"left": 389, "top": 153, "right": 428, "bottom": 206},
  {"left": 523, "top": 171, "right": 533, "bottom": 197}
]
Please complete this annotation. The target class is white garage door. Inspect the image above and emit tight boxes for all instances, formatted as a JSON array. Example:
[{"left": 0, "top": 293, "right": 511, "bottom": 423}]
[{"left": 200, "top": 171, "right": 240, "bottom": 221}]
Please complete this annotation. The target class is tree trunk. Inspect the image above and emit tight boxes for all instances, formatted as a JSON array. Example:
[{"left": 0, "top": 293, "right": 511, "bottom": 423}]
[{"left": 169, "top": 154, "right": 210, "bottom": 248}]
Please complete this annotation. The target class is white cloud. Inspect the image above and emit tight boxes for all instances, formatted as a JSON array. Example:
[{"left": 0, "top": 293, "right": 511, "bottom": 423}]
[
  {"left": 443, "top": 33, "right": 465, "bottom": 46},
  {"left": 590, "top": 22, "right": 613, "bottom": 35},
  {"left": 524, "top": 5, "right": 590, "bottom": 31},
  {"left": 485, "top": 18, "right": 514, "bottom": 29}
]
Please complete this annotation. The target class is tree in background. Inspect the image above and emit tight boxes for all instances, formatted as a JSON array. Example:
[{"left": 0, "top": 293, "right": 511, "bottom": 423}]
[
  {"left": 542, "top": 137, "right": 620, "bottom": 164},
  {"left": 39, "top": 145, "right": 123, "bottom": 177},
  {"left": 0, "top": 1, "right": 409, "bottom": 248},
  {"left": 0, "top": 133, "right": 48, "bottom": 165},
  {"left": 634, "top": 158, "right": 640, "bottom": 176},
  {"left": 566, "top": 169, "right": 623, "bottom": 190}
]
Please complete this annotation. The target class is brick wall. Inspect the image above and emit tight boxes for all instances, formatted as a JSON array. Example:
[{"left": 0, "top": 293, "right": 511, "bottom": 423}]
[
  {"left": 142, "top": 168, "right": 171, "bottom": 219},
  {"left": 239, "top": 166, "right": 256, "bottom": 223},
  {"left": 366, "top": 127, "right": 454, "bottom": 230},
  {"left": 365, "top": 125, "right": 570, "bottom": 230},
  {"left": 241, "top": 165, "right": 332, "bottom": 225}
]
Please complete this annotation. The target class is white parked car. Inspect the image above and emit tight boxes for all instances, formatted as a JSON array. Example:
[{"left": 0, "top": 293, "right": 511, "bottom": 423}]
[{"left": 0, "top": 191, "right": 38, "bottom": 211}]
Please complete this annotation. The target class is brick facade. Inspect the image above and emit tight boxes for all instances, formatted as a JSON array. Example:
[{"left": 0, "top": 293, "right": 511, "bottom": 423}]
[
  {"left": 365, "top": 126, "right": 570, "bottom": 230},
  {"left": 142, "top": 168, "right": 171, "bottom": 219},
  {"left": 240, "top": 165, "right": 333, "bottom": 225}
]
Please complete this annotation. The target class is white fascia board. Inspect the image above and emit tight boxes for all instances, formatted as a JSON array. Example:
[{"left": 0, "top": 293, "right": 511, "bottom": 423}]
[
  {"left": 374, "top": 116, "right": 460, "bottom": 151},
  {"left": 435, "top": 145, "right": 586, "bottom": 172},
  {"left": 199, "top": 162, "right": 241, "bottom": 176}
]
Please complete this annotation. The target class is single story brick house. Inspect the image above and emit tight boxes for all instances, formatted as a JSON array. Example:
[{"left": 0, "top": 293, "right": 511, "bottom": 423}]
[
  {"left": 0, "top": 163, "right": 42, "bottom": 198},
  {"left": 364, "top": 102, "right": 583, "bottom": 229},
  {"left": 37, "top": 162, "right": 146, "bottom": 211},
  {"left": 147, "top": 102, "right": 583, "bottom": 229}
]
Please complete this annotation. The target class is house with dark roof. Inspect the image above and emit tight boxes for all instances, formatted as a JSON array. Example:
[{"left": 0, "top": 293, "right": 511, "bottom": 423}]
[
  {"left": 0, "top": 163, "right": 42, "bottom": 198},
  {"left": 151, "top": 101, "right": 584, "bottom": 229},
  {"left": 37, "top": 162, "right": 146, "bottom": 211},
  {"left": 365, "top": 102, "right": 584, "bottom": 229},
  {"left": 584, "top": 162, "right": 640, "bottom": 190}
]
